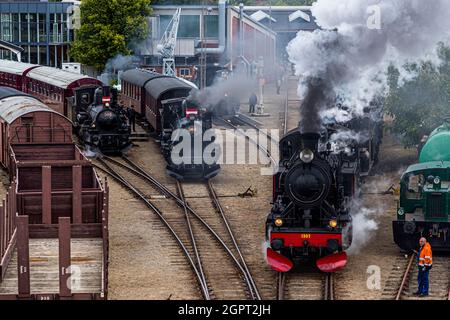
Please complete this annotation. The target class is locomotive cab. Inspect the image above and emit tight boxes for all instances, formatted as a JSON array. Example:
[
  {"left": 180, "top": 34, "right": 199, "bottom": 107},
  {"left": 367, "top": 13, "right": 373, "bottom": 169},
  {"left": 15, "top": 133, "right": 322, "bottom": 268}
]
[{"left": 394, "top": 165, "right": 450, "bottom": 251}]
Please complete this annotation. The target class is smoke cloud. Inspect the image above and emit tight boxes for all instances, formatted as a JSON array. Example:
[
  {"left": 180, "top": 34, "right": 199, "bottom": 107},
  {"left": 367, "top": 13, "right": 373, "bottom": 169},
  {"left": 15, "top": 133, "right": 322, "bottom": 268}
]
[
  {"left": 105, "top": 54, "right": 141, "bottom": 73},
  {"left": 287, "top": 0, "right": 450, "bottom": 132},
  {"left": 188, "top": 70, "right": 258, "bottom": 112},
  {"left": 329, "top": 129, "right": 369, "bottom": 154},
  {"left": 347, "top": 199, "right": 380, "bottom": 255}
]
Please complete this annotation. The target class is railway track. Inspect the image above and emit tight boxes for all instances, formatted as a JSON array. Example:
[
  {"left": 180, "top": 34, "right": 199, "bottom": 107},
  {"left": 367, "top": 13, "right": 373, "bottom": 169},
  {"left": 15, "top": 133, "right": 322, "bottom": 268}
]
[
  {"left": 94, "top": 156, "right": 261, "bottom": 300},
  {"left": 382, "top": 252, "right": 450, "bottom": 300},
  {"left": 277, "top": 272, "right": 335, "bottom": 300},
  {"left": 218, "top": 117, "right": 277, "bottom": 166}
]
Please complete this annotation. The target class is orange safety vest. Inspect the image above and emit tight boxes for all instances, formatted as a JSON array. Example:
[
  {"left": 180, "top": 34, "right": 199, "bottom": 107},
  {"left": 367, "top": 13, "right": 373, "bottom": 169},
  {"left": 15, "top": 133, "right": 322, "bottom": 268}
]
[{"left": 418, "top": 242, "right": 433, "bottom": 267}]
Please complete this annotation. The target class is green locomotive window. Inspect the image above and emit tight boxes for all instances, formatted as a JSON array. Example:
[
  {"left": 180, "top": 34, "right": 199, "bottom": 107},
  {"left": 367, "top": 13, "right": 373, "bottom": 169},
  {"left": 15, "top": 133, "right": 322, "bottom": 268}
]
[{"left": 406, "top": 173, "right": 424, "bottom": 199}]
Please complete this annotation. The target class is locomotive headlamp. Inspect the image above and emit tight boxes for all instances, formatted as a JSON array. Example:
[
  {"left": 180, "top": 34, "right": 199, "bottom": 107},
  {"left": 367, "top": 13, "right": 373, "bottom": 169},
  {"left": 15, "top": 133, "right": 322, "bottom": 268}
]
[
  {"left": 300, "top": 149, "right": 314, "bottom": 163},
  {"left": 329, "top": 219, "right": 338, "bottom": 228},
  {"left": 274, "top": 218, "right": 283, "bottom": 227},
  {"left": 434, "top": 176, "right": 441, "bottom": 185}
]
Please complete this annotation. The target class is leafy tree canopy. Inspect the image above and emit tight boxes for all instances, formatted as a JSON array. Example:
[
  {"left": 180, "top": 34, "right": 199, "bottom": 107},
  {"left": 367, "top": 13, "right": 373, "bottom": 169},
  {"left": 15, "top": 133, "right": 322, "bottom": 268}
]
[
  {"left": 70, "top": 0, "right": 151, "bottom": 71},
  {"left": 385, "top": 43, "right": 450, "bottom": 147}
]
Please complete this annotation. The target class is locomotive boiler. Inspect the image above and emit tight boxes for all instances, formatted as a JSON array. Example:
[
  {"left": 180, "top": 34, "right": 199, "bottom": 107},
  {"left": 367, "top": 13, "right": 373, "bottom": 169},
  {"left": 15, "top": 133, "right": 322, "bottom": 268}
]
[{"left": 266, "top": 128, "right": 356, "bottom": 273}]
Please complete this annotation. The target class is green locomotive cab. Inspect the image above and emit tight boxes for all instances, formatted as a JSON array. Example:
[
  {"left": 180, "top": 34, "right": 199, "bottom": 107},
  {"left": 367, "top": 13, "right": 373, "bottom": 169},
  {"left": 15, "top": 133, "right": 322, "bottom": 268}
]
[{"left": 393, "top": 119, "right": 450, "bottom": 251}]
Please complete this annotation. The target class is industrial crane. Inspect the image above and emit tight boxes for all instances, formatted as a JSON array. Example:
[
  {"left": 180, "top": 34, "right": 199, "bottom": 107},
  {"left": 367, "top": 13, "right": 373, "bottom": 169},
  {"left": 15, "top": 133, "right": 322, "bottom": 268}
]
[{"left": 157, "top": 8, "right": 181, "bottom": 76}]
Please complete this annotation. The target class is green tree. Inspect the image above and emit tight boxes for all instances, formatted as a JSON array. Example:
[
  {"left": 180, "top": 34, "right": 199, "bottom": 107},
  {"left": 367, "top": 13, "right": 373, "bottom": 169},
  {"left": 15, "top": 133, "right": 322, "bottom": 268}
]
[
  {"left": 70, "top": 0, "right": 152, "bottom": 71},
  {"left": 385, "top": 44, "right": 450, "bottom": 147}
]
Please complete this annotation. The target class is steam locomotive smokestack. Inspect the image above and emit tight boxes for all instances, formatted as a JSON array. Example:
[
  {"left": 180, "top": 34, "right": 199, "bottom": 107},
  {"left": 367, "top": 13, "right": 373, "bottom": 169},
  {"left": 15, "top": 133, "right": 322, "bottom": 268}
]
[{"left": 300, "top": 132, "right": 320, "bottom": 152}]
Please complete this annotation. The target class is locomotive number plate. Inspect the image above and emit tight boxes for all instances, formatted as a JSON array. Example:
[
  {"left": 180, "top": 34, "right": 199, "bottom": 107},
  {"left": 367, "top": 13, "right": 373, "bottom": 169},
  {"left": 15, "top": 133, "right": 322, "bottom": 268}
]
[{"left": 300, "top": 234, "right": 311, "bottom": 239}]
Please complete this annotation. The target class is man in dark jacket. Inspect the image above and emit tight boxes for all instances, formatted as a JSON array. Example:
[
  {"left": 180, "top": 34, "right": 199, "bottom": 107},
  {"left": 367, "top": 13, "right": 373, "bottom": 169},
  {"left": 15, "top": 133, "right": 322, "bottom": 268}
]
[
  {"left": 249, "top": 93, "right": 257, "bottom": 114},
  {"left": 127, "top": 107, "right": 136, "bottom": 132}
]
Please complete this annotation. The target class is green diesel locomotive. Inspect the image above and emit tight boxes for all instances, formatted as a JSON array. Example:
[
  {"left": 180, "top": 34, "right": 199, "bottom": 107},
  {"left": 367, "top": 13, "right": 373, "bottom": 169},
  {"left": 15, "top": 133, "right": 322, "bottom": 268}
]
[{"left": 393, "top": 119, "right": 450, "bottom": 251}]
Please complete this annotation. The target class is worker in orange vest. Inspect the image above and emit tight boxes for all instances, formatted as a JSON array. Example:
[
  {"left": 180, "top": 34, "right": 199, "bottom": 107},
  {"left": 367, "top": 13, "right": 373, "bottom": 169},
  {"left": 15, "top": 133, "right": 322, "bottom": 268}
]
[{"left": 415, "top": 237, "right": 432, "bottom": 297}]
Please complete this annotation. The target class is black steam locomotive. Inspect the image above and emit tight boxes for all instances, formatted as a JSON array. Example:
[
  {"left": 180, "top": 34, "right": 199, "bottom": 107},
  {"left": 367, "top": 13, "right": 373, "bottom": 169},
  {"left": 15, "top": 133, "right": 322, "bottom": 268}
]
[
  {"left": 120, "top": 68, "right": 220, "bottom": 180},
  {"left": 71, "top": 86, "right": 131, "bottom": 154},
  {"left": 266, "top": 130, "right": 354, "bottom": 273},
  {"left": 266, "top": 102, "right": 383, "bottom": 273},
  {"left": 160, "top": 97, "right": 220, "bottom": 180}
]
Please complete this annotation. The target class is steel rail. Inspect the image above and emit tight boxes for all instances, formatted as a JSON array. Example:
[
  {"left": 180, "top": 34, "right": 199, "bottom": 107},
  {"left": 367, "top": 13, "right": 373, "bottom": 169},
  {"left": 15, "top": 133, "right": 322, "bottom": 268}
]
[
  {"left": 218, "top": 118, "right": 277, "bottom": 166},
  {"left": 93, "top": 159, "right": 211, "bottom": 299},
  {"left": 232, "top": 115, "right": 280, "bottom": 145},
  {"left": 324, "top": 273, "right": 334, "bottom": 300},
  {"left": 395, "top": 253, "right": 415, "bottom": 300},
  {"left": 206, "top": 180, "right": 261, "bottom": 300},
  {"left": 277, "top": 272, "right": 286, "bottom": 300},
  {"left": 104, "top": 155, "right": 260, "bottom": 300},
  {"left": 176, "top": 181, "right": 210, "bottom": 298}
]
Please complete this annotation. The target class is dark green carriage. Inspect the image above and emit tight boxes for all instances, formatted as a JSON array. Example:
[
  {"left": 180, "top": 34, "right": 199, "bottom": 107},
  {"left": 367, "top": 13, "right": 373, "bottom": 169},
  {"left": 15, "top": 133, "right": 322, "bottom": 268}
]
[{"left": 393, "top": 120, "right": 450, "bottom": 251}]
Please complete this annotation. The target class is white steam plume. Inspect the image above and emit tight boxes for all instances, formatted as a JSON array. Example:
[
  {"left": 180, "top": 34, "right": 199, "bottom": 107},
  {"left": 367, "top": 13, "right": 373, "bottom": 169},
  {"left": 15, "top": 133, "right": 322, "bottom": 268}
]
[
  {"left": 287, "top": 0, "right": 450, "bottom": 132},
  {"left": 188, "top": 70, "right": 258, "bottom": 112},
  {"left": 105, "top": 54, "right": 140, "bottom": 73},
  {"left": 347, "top": 199, "right": 380, "bottom": 255}
]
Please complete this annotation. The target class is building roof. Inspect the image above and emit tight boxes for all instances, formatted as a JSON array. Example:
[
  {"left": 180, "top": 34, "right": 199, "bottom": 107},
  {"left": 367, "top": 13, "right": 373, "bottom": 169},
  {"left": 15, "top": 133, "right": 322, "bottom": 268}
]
[
  {"left": 0, "top": 86, "right": 34, "bottom": 100},
  {"left": 0, "top": 95, "right": 62, "bottom": 124},
  {"left": 241, "top": 6, "right": 318, "bottom": 32},
  {"left": 0, "top": 40, "right": 23, "bottom": 53},
  {"left": 144, "top": 77, "right": 192, "bottom": 100},
  {"left": 121, "top": 69, "right": 167, "bottom": 87},
  {"left": 26, "top": 66, "right": 95, "bottom": 89},
  {"left": 0, "top": 59, "right": 39, "bottom": 75}
]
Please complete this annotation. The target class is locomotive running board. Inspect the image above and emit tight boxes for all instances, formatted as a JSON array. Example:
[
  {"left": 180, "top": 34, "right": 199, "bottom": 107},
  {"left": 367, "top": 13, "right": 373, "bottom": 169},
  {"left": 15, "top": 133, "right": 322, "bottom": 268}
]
[
  {"left": 316, "top": 252, "right": 348, "bottom": 273},
  {"left": 266, "top": 248, "right": 294, "bottom": 272}
]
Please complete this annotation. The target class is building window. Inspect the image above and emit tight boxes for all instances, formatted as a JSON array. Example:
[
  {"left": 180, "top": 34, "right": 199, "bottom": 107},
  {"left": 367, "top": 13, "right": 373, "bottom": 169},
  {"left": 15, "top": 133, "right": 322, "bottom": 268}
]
[
  {"left": 12, "top": 13, "right": 19, "bottom": 42},
  {"left": 204, "top": 15, "right": 218, "bottom": 38},
  {"left": 179, "top": 15, "right": 200, "bottom": 38},
  {"left": 160, "top": 15, "right": 200, "bottom": 38},
  {"left": 29, "top": 45, "right": 38, "bottom": 64},
  {"left": 38, "top": 13, "right": 46, "bottom": 43},
  {"left": 29, "top": 13, "right": 37, "bottom": 43},
  {"left": 20, "top": 13, "right": 28, "bottom": 43},
  {"left": 1, "top": 13, "right": 12, "bottom": 42},
  {"left": 179, "top": 68, "right": 191, "bottom": 77}
]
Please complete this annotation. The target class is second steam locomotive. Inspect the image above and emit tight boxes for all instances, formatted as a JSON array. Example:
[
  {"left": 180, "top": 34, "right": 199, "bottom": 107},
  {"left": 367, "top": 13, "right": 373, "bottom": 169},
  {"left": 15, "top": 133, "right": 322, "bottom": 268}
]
[
  {"left": 0, "top": 59, "right": 132, "bottom": 155},
  {"left": 120, "top": 69, "right": 220, "bottom": 180},
  {"left": 71, "top": 86, "right": 131, "bottom": 154}
]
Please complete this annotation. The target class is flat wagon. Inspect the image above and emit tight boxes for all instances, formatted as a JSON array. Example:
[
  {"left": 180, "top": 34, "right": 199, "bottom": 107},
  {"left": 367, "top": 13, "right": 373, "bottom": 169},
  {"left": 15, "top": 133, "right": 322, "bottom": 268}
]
[{"left": 0, "top": 87, "right": 108, "bottom": 300}]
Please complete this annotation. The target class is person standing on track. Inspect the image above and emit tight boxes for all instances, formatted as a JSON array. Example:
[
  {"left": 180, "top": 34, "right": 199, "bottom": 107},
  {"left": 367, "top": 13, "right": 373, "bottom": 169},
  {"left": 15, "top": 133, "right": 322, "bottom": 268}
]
[
  {"left": 249, "top": 93, "right": 257, "bottom": 114},
  {"left": 415, "top": 237, "right": 432, "bottom": 297},
  {"left": 127, "top": 107, "right": 136, "bottom": 132}
]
